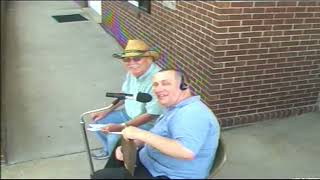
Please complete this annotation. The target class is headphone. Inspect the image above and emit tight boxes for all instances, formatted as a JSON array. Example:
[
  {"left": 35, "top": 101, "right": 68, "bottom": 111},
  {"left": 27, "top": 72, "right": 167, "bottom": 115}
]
[{"left": 179, "top": 72, "right": 188, "bottom": 91}]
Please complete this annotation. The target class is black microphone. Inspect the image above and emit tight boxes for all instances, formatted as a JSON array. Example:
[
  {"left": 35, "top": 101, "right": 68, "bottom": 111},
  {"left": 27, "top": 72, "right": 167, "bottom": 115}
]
[
  {"left": 105, "top": 93, "right": 133, "bottom": 99},
  {"left": 105, "top": 92, "right": 152, "bottom": 103}
]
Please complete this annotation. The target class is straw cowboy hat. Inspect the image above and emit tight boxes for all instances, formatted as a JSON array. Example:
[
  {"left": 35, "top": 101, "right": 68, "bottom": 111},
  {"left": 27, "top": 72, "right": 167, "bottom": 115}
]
[{"left": 112, "top": 39, "right": 160, "bottom": 61}]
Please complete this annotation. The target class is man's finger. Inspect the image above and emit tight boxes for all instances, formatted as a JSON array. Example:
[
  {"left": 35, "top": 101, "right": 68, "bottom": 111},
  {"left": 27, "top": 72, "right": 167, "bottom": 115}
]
[
  {"left": 100, "top": 127, "right": 110, "bottom": 133},
  {"left": 92, "top": 115, "right": 100, "bottom": 121},
  {"left": 122, "top": 134, "right": 129, "bottom": 141}
]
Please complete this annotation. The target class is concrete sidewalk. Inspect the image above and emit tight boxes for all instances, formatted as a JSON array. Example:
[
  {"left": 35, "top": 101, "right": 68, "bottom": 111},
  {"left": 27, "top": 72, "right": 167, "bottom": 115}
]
[
  {"left": 1, "top": 1, "right": 319, "bottom": 179},
  {"left": 215, "top": 111, "right": 320, "bottom": 179},
  {"left": 1, "top": 0, "right": 125, "bottom": 165}
]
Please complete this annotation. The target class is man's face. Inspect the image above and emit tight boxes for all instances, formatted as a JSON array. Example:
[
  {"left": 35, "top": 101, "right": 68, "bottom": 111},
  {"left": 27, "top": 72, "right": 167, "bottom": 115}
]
[
  {"left": 152, "top": 71, "right": 181, "bottom": 107},
  {"left": 122, "top": 56, "right": 153, "bottom": 77}
]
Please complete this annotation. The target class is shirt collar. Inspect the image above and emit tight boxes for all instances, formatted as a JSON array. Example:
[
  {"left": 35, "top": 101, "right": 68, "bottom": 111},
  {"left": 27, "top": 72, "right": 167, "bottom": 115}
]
[
  {"left": 167, "top": 96, "right": 201, "bottom": 110},
  {"left": 136, "top": 63, "right": 156, "bottom": 81}
]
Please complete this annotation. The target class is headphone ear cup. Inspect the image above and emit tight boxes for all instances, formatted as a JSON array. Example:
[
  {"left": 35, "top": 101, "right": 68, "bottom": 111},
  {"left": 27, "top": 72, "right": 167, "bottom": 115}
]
[
  {"left": 180, "top": 83, "right": 184, "bottom": 90},
  {"left": 180, "top": 83, "right": 188, "bottom": 90},
  {"left": 179, "top": 73, "right": 188, "bottom": 90}
]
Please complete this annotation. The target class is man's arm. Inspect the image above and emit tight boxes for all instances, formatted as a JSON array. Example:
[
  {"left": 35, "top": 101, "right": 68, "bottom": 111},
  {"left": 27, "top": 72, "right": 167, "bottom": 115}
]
[
  {"left": 125, "top": 113, "right": 158, "bottom": 127},
  {"left": 101, "top": 113, "right": 158, "bottom": 132},
  {"left": 91, "top": 100, "right": 124, "bottom": 121},
  {"left": 122, "top": 126, "right": 194, "bottom": 160}
]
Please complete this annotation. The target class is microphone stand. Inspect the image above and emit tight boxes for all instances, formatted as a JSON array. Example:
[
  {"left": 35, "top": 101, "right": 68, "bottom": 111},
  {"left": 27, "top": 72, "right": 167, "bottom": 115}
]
[{"left": 79, "top": 98, "right": 120, "bottom": 176}]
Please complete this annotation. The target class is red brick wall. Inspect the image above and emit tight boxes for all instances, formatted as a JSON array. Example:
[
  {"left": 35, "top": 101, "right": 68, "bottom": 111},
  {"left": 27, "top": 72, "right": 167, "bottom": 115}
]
[{"left": 101, "top": 1, "right": 320, "bottom": 128}]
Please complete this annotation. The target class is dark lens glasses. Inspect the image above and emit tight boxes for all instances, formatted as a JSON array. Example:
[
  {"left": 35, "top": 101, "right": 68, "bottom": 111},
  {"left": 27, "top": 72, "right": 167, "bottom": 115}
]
[{"left": 122, "top": 57, "right": 145, "bottom": 63}]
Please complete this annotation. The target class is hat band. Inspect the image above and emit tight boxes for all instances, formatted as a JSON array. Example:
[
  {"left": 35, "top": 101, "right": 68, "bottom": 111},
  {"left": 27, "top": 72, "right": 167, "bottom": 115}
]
[
  {"left": 112, "top": 49, "right": 159, "bottom": 60},
  {"left": 124, "top": 50, "right": 149, "bottom": 54}
]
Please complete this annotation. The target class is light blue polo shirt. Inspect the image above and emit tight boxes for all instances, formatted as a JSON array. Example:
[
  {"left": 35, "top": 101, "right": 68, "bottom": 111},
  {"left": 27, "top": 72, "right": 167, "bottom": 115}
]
[
  {"left": 139, "top": 96, "right": 220, "bottom": 179},
  {"left": 121, "top": 63, "right": 163, "bottom": 126}
]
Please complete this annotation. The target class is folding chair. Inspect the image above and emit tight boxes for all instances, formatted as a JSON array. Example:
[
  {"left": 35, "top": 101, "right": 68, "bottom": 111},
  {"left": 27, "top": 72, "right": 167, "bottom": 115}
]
[{"left": 207, "top": 137, "right": 227, "bottom": 178}]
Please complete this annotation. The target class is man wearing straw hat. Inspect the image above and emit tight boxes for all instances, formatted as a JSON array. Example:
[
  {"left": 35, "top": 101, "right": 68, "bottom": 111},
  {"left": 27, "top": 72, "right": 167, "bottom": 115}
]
[{"left": 90, "top": 39, "right": 163, "bottom": 160}]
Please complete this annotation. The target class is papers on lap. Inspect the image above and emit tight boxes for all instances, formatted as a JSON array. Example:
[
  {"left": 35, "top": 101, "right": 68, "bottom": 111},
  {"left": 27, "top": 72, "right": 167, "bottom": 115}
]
[
  {"left": 86, "top": 124, "right": 106, "bottom": 131},
  {"left": 86, "top": 124, "right": 123, "bottom": 134},
  {"left": 88, "top": 124, "right": 108, "bottom": 128}
]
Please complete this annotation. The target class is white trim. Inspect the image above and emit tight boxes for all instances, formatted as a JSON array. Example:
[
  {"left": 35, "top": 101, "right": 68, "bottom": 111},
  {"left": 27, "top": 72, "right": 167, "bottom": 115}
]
[
  {"left": 162, "top": 1, "right": 176, "bottom": 10},
  {"left": 88, "top": 0, "right": 102, "bottom": 15},
  {"left": 128, "top": 0, "right": 139, "bottom": 7}
]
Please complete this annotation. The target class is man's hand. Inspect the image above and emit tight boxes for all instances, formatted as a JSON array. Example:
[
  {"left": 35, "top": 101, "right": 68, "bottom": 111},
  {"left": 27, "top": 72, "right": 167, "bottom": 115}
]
[
  {"left": 133, "top": 139, "right": 145, "bottom": 147},
  {"left": 90, "top": 111, "right": 109, "bottom": 122},
  {"left": 122, "top": 126, "right": 147, "bottom": 141},
  {"left": 115, "top": 146, "right": 124, "bottom": 161},
  {"left": 101, "top": 123, "right": 124, "bottom": 133}
]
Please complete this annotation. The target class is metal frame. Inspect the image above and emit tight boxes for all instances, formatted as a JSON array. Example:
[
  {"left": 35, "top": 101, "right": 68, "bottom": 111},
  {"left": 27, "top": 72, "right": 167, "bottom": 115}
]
[{"left": 79, "top": 100, "right": 119, "bottom": 176}]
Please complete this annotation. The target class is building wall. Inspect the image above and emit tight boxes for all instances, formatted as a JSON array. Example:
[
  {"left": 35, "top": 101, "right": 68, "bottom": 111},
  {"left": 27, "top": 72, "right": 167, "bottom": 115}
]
[
  {"left": 101, "top": 1, "right": 320, "bottom": 128},
  {"left": 74, "top": 0, "right": 87, "bottom": 8}
]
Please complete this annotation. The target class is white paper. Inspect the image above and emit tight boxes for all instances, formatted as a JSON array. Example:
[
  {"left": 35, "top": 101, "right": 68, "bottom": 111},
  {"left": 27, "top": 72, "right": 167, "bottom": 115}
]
[
  {"left": 86, "top": 124, "right": 106, "bottom": 131},
  {"left": 86, "top": 124, "right": 123, "bottom": 135},
  {"left": 88, "top": 124, "right": 107, "bottom": 128},
  {"left": 109, "top": 132, "right": 123, "bottom": 135},
  {"left": 87, "top": 127, "right": 102, "bottom": 131}
]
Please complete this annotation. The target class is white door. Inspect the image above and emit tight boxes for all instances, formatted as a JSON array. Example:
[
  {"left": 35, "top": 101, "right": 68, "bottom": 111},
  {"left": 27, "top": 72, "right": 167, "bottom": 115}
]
[{"left": 88, "top": 0, "right": 101, "bottom": 15}]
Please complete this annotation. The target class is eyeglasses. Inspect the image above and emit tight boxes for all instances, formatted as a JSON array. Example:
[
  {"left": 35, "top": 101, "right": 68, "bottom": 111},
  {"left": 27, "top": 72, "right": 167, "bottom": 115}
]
[{"left": 122, "top": 56, "right": 146, "bottom": 63}]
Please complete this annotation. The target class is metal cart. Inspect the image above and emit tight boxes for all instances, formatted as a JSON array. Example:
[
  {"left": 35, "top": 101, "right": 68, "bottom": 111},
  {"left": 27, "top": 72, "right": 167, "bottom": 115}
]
[{"left": 79, "top": 99, "right": 120, "bottom": 177}]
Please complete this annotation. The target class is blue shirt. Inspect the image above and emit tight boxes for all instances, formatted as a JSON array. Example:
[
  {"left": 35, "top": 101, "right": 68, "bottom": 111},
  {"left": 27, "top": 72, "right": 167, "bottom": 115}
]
[
  {"left": 139, "top": 96, "right": 220, "bottom": 179},
  {"left": 121, "top": 63, "right": 163, "bottom": 126}
]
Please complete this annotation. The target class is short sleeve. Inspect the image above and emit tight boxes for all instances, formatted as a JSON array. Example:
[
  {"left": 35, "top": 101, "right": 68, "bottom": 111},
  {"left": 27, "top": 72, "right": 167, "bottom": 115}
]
[{"left": 169, "top": 108, "right": 212, "bottom": 154}]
